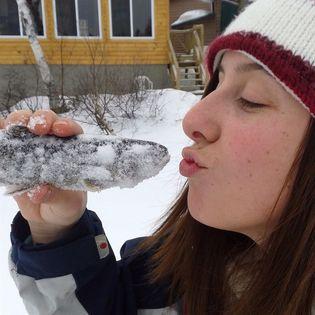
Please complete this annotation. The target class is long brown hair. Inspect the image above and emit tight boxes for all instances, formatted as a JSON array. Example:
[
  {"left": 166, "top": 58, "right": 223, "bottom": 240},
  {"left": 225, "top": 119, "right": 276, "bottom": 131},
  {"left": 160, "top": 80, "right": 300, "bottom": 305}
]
[{"left": 138, "top": 71, "right": 315, "bottom": 314}]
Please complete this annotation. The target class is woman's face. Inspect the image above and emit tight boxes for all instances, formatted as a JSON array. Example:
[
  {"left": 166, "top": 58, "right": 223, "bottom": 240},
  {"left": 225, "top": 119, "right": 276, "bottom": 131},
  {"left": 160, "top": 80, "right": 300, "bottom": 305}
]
[{"left": 181, "top": 51, "right": 311, "bottom": 243}]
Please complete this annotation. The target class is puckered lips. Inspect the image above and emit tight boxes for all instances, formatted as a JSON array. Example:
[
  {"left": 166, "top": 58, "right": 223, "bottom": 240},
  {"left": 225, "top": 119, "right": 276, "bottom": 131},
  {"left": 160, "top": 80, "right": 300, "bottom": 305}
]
[{"left": 179, "top": 147, "right": 207, "bottom": 177}]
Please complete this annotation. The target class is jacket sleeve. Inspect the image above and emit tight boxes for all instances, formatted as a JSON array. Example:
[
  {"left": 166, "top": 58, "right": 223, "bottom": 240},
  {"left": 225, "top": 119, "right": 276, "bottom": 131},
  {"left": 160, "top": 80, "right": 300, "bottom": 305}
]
[
  {"left": 9, "top": 209, "right": 180, "bottom": 315},
  {"left": 9, "top": 209, "right": 151, "bottom": 315}
]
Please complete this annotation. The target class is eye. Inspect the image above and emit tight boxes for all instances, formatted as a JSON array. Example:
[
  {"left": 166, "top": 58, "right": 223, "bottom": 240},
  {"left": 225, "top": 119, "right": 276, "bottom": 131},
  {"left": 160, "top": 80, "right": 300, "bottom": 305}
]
[{"left": 238, "top": 98, "right": 266, "bottom": 109}]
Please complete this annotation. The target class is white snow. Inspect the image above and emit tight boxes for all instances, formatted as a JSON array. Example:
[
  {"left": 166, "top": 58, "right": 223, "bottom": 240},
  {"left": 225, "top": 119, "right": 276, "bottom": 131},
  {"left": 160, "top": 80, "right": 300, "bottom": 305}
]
[
  {"left": 134, "top": 75, "right": 154, "bottom": 91},
  {"left": 28, "top": 114, "right": 47, "bottom": 129},
  {"left": 129, "top": 144, "right": 151, "bottom": 155},
  {"left": 172, "top": 9, "right": 213, "bottom": 27},
  {"left": 26, "top": 185, "right": 41, "bottom": 199},
  {"left": 95, "top": 145, "right": 116, "bottom": 165},
  {"left": 0, "top": 89, "right": 200, "bottom": 314}
]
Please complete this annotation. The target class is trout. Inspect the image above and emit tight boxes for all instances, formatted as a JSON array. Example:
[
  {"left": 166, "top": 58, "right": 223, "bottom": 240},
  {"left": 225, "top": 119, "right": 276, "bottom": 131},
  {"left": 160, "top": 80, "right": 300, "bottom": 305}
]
[{"left": 0, "top": 125, "right": 170, "bottom": 195}]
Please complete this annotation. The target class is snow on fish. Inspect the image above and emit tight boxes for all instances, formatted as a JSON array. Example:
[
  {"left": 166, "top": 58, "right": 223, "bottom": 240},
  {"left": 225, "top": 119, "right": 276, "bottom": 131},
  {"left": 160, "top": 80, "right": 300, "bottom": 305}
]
[{"left": 0, "top": 125, "right": 170, "bottom": 196}]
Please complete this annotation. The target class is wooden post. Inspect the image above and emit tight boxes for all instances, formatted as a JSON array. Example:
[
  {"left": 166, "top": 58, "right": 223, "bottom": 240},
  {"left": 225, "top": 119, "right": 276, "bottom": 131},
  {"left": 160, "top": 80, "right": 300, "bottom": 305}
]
[{"left": 213, "top": 0, "right": 222, "bottom": 34}]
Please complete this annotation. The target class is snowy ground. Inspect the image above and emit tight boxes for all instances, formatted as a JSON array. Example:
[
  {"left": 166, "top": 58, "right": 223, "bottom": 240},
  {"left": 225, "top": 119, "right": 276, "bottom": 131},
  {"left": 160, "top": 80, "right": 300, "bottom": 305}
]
[{"left": 0, "top": 89, "right": 200, "bottom": 314}]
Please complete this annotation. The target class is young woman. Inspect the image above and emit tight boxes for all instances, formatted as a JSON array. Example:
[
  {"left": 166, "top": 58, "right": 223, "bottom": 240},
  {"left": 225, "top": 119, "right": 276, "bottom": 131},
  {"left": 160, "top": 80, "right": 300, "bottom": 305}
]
[{"left": 3, "top": 0, "right": 314, "bottom": 314}]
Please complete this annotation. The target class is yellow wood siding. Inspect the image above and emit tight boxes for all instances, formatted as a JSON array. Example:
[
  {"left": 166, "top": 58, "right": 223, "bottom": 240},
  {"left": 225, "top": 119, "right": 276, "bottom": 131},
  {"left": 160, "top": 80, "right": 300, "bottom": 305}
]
[{"left": 0, "top": 0, "right": 170, "bottom": 65}]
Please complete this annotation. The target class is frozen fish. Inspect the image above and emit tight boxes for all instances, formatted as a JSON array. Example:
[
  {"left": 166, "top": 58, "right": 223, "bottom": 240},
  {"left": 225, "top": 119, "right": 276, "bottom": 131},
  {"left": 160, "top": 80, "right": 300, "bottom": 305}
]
[{"left": 0, "top": 125, "right": 170, "bottom": 195}]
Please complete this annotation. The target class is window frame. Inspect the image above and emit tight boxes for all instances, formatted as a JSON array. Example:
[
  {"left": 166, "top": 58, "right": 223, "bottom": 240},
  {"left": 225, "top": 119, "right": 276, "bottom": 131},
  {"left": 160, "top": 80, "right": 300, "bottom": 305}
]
[
  {"left": 53, "top": 0, "right": 102, "bottom": 39},
  {"left": 109, "top": 0, "right": 155, "bottom": 40},
  {"left": 0, "top": 0, "right": 47, "bottom": 39}
]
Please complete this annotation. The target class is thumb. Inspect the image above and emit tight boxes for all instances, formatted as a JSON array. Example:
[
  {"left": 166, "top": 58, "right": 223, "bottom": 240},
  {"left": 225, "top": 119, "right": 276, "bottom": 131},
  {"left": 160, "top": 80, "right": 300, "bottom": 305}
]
[{"left": 26, "top": 185, "right": 53, "bottom": 204}]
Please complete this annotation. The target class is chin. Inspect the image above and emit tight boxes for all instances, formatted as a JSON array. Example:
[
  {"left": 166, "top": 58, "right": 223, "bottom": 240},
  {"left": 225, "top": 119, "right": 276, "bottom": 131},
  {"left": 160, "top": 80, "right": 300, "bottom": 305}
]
[
  {"left": 188, "top": 189, "right": 207, "bottom": 224},
  {"left": 188, "top": 187, "right": 226, "bottom": 229},
  {"left": 187, "top": 187, "right": 207, "bottom": 219},
  {"left": 188, "top": 202, "right": 210, "bottom": 226},
  {"left": 187, "top": 201, "right": 228, "bottom": 231}
]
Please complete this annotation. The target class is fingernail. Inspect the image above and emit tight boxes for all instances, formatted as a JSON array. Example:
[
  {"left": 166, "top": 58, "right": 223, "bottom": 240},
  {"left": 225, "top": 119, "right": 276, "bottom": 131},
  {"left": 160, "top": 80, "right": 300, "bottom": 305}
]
[
  {"left": 54, "top": 120, "right": 68, "bottom": 127},
  {"left": 53, "top": 121, "right": 68, "bottom": 133}
]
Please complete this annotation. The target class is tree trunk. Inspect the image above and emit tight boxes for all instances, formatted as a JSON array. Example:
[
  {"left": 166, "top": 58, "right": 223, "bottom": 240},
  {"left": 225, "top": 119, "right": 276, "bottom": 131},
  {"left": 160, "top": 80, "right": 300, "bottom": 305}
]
[{"left": 15, "top": 0, "right": 60, "bottom": 111}]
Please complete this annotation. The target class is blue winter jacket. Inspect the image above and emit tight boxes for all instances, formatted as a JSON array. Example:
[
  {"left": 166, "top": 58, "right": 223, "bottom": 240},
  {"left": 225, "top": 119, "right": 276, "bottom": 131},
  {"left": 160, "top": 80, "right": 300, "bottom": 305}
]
[{"left": 9, "top": 209, "right": 182, "bottom": 315}]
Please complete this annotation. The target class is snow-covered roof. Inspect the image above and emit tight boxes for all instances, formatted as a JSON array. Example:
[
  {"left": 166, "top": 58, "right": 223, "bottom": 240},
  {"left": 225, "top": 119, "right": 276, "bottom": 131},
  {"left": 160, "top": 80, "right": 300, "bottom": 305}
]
[{"left": 172, "top": 9, "right": 213, "bottom": 27}]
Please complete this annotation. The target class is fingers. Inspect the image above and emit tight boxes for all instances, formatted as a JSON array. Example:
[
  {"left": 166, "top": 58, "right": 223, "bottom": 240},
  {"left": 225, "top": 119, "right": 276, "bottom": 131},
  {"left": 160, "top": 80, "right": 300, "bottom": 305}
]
[
  {"left": 4, "top": 110, "right": 32, "bottom": 129},
  {"left": 51, "top": 118, "right": 84, "bottom": 137},
  {"left": 0, "top": 117, "right": 5, "bottom": 129},
  {"left": 14, "top": 184, "right": 52, "bottom": 205},
  {"left": 4, "top": 109, "right": 83, "bottom": 137},
  {"left": 14, "top": 184, "right": 87, "bottom": 225},
  {"left": 27, "top": 110, "right": 59, "bottom": 135},
  {"left": 28, "top": 184, "right": 53, "bottom": 204}
]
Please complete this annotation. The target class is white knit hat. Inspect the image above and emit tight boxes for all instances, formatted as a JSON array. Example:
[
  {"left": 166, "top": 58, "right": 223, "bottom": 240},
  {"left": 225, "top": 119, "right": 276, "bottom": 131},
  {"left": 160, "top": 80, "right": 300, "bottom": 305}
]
[{"left": 206, "top": 0, "right": 315, "bottom": 118}]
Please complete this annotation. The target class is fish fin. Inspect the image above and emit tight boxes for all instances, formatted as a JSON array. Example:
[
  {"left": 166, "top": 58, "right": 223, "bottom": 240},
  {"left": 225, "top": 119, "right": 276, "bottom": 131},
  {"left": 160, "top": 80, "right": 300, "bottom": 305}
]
[
  {"left": 83, "top": 179, "right": 103, "bottom": 192},
  {"left": 6, "top": 125, "right": 32, "bottom": 138},
  {"left": 5, "top": 185, "right": 34, "bottom": 196}
]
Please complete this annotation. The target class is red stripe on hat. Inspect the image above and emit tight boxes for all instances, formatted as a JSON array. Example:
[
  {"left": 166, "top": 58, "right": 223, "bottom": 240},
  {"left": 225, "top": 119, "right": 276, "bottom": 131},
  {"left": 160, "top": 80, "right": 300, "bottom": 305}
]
[{"left": 206, "top": 32, "right": 315, "bottom": 116}]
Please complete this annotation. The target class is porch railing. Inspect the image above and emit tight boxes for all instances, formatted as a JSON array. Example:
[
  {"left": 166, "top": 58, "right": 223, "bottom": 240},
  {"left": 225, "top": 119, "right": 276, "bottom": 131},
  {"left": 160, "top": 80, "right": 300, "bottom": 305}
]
[
  {"left": 192, "top": 26, "right": 207, "bottom": 87},
  {"left": 169, "top": 24, "right": 208, "bottom": 90},
  {"left": 168, "top": 37, "right": 180, "bottom": 90}
]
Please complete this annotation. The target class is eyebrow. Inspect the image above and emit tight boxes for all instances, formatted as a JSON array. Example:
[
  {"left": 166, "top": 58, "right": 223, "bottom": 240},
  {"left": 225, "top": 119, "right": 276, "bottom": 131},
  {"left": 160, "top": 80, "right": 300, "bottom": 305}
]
[{"left": 218, "top": 62, "right": 270, "bottom": 75}]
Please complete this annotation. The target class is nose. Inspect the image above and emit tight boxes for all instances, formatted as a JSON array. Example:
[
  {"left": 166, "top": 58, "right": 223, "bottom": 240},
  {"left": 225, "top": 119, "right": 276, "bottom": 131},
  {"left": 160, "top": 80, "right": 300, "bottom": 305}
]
[{"left": 182, "top": 94, "right": 221, "bottom": 144}]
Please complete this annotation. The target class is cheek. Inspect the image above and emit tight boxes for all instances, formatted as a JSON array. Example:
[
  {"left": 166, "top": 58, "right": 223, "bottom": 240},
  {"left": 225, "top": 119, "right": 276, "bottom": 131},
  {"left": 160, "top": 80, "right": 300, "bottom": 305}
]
[
  {"left": 229, "top": 125, "right": 289, "bottom": 176},
  {"left": 227, "top": 125, "right": 295, "bottom": 209},
  {"left": 187, "top": 119, "right": 303, "bottom": 236}
]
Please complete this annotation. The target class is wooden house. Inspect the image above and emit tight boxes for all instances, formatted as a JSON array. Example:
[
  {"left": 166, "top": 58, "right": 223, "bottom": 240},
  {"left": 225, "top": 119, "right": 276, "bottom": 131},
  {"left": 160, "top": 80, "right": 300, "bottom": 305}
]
[
  {"left": 168, "top": 0, "right": 223, "bottom": 94},
  {"left": 168, "top": 0, "right": 254, "bottom": 93},
  {"left": 170, "top": 0, "right": 222, "bottom": 52},
  {"left": 0, "top": 0, "right": 171, "bottom": 105}
]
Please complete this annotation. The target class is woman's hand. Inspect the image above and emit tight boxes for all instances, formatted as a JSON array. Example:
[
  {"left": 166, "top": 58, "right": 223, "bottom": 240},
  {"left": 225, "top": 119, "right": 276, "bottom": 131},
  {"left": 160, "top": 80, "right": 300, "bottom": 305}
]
[{"left": 1, "top": 110, "right": 87, "bottom": 244}]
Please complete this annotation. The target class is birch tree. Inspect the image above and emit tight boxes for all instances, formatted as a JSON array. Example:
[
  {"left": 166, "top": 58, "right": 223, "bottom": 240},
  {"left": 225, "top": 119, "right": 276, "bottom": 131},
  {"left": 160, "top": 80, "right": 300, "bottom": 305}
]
[{"left": 16, "top": 0, "right": 59, "bottom": 111}]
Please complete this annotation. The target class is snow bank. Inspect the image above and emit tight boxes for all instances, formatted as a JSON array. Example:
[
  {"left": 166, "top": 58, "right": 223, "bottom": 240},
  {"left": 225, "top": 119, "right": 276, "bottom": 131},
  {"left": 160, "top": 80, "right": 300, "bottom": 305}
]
[{"left": 0, "top": 89, "right": 200, "bottom": 314}]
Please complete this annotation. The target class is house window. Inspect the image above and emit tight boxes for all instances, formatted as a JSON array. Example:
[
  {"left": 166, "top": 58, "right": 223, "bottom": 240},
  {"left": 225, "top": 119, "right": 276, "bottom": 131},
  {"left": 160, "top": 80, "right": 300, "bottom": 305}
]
[
  {"left": 0, "top": 0, "right": 44, "bottom": 36},
  {"left": 110, "top": 0, "right": 153, "bottom": 38},
  {"left": 55, "top": 0, "right": 100, "bottom": 37}
]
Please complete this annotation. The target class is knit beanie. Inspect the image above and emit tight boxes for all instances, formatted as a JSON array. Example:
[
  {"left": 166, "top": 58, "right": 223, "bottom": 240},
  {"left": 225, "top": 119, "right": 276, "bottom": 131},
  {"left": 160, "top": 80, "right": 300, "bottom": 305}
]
[{"left": 206, "top": 0, "right": 315, "bottom": 118}]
